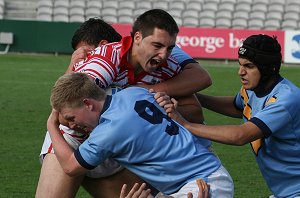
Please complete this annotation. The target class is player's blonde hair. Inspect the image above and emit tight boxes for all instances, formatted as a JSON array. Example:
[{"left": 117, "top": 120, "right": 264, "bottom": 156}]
[{"left": 50, "top": 72, "right": 106, "bottom": 112}]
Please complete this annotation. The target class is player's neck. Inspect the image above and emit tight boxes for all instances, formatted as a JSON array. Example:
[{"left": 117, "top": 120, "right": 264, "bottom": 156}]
[{"left": 127, "top": 49, "right": 143, "bottom": 76}]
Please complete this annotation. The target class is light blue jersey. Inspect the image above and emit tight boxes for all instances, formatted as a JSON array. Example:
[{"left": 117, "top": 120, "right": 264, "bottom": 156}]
[
  {"left": 171, "top": 45, "right": 198, "bottom": 68},
  {"left": 75, "top": 87, "right": 221, "bottom": 195},
  {"left": 235, "top": 77, "right": 300, "bottom": 198}
]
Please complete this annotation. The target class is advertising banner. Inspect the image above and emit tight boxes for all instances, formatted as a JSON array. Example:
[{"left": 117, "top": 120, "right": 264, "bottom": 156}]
[
  {"left": 284, "top": 31, "right": 300, "bottom": 64},
  {"left": 112, "top": 24, "right": 286, "bottom": 61}
]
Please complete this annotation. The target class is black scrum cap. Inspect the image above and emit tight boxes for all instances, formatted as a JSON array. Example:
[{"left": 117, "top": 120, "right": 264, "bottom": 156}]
[{"left": 238, "top": 34, "right": 282, "bottom": 77}]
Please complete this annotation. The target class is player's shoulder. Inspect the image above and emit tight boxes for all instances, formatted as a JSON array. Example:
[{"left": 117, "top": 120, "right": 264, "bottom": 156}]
[{"left": 105, "top": 85, "right": 123, "bottom": 96}]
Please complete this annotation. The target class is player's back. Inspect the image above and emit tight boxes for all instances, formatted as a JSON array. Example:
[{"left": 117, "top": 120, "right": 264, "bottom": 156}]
[{"left": 97, "top": 87, "right": 221, "bottom": 194}]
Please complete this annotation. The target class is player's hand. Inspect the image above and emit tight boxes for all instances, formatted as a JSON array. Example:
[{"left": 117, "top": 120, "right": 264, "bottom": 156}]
[
  {"left": 153, "top": 92, "right": 188, "bottom": 127},
  {"left": 47, "top": 109, "right": 60, "bottom": 133},
  {"left": 66, "top": 46, "right": 94, "bottom": 73},
  {"left": 119, "top": 183, "right": 153, "bottom": 198},
  {"left": 187, "top": 179, "right": 209, "bottom": 198}
]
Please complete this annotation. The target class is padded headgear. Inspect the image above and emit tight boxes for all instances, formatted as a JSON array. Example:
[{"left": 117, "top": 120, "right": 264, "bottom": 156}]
[{"left": 238, "top": 34, "right": 282, "bottom": 79}]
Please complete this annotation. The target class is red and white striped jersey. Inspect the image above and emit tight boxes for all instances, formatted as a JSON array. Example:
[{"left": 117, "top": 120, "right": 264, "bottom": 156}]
[{"left": 72, "top": 36, "right": 182, "bottom": 89}]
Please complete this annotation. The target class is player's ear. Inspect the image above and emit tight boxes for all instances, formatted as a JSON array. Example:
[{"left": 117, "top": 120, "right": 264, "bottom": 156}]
[
  {"left": 98, "top": 40, "right": 108, "bottom": 46},
  {"left": 133, "top": 31, "right": 142, "bottom": 45},
  {"left": 83, "top": 99, "right": 93, "bottom": 110}
]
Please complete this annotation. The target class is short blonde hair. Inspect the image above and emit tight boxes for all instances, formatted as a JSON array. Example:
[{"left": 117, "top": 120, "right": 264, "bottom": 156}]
[{"left": 50, "top": 72, "right": 106, "bottom": 111}]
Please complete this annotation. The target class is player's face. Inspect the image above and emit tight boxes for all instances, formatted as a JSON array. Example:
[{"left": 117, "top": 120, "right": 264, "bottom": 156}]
[
  {"left": 60, "top": 106, "right": 99, "bottom": 134},
  {"left": 133, "top": 28, "right": 176, "bottom": 73},
  {"left": 238, "top": 58, "right": 261, "bottom": 90}
]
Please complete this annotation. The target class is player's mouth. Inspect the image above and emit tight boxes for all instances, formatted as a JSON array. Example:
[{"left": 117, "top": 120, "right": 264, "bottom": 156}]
[
  {"left": 241, "top": 78, "right": 248, "bottom": 85},
  {"left": 149, "top": 58, "right": 162, "bottom": 68}
]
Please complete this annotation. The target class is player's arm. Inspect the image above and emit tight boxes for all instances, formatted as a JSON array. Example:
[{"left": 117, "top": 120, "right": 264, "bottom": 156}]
[
  {"left": 196, "top": 93, "right": 242, "bottom": 118},
  {"left": 139, "top": 46, "right": 211, "bottom": 97},
  {"left": 183, "top": 121, "right": 264, "bottom": 146},
  {"left": 175, "top": 94, "right": 205, "bottom": 123},
  {"left": 47, "top": 109, "right": 87, "bottom": 176},
  {"left": 155, "top": 92, "right": 262, "bottom": 145},
  {"left": 66, "top": 45, "right": 94, "bottom": 74},
  {"left": 147, "top": 62, "right": 211, "bottom": 97},
  {"left": 72, "top": 53, "right": 116, "bottom": 88}
]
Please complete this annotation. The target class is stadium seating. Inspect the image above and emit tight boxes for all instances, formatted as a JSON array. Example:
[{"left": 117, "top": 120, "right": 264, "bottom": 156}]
[
  {"left": 216, "top": 18, "right": 231, "bottom": 28},
  {"left": 0, "top": 0, "right": 300, "bottom": 31},
  {"left": 85, "top": 0, "right": 101, "bottom": 20},
  {"left": 36, "top": 0, "right": 52, "bottom": 21},
  {"left": 0, "top": 0, "right": 5, "bottom": 19},
  {"left": 232, "top": 18, "right": 248, "bottom": 29},
  {"left": 264, "top": 19, "right": 281, "bottom": 30},
  {"left": 69, "top": 0, "right": 85, "bottom": 22},
  {"left": 53, "top": 0, "right": 69, "bottom": 22},
  {"left": 248, "top": 19, "right": 264, "bottom": 29}
]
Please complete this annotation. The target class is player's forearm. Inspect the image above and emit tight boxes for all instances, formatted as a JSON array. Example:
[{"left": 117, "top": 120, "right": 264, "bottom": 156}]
[
  {"left": 150, "top": 63, "right": 212, "bottom": 97},
  {"left": 177, "top": 105, "right": 204, "bottom": 124},
  {"left": 47, "top": 112, "right": 81, "bottom": 176},
  {"left": 184, "top": 123, "right": 248, "bottom": 145},
  {"left": 176, "top": 94, "right": 204, "bottom": 123},
  {"left": 47, "top": 124, "right": 76, "bottom": 173},
  {"left": 196, "top": 93, "right": 242, "bottom": 118}
]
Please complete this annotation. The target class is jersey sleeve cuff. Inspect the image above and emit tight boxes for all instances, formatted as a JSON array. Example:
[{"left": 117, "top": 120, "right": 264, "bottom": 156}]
[
  {"left": 74, "top": 149, "right": 96, "bottom": 170},
  {"left": 179, "top": 59, "right": 197, "bottom": 68},
  {"left": 249, "top": 117, "right": 272, "bottom": 138},
  {"left": 233, "top": 95, "right": 243, "bottom": 111}
]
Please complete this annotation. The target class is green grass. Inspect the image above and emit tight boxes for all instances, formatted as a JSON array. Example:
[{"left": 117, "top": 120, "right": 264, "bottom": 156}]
[{"left": 0, "top": 54, "right": 299, "bottom": 197}]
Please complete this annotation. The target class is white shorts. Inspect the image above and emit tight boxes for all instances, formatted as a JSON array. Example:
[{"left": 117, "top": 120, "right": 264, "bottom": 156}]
[
  {"left": 168, "top": 165, "right": 234, "bottom": 198},
  {"left": 39, "top": 124, "right": 124, "bottom": 178}
]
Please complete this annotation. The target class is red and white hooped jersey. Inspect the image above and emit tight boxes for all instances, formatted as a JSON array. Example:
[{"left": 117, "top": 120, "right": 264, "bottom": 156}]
[{"left": 72, "top": 36, "right": 182, "bottom": 89}]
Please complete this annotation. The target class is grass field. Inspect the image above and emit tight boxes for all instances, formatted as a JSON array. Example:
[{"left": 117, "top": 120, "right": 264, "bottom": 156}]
[{"left": 0, "top": 54, "right": 299, "bottom": 197}]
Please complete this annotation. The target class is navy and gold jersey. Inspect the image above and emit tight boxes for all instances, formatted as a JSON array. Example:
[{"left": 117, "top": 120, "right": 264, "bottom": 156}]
[{"left": 235, "top": 77, "right": 300, "bottom": 197}]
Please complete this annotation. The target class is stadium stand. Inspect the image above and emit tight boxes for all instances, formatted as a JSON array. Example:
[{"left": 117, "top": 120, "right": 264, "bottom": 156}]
[
  {"left": 183, "top": 17, "right": 199, "bottom": 27},
  {"left": 249, "top": 11, "right": 266, "bottom": 21},
  {"left": 152, "top": 2, "right": 169, "bottom": 10},
  {"left": 186, "top": 1, "right": 202, "bottom": 11},
  {"left": 69, "top": 0, "right": 85, "bottom": 22},
  {"left": 264, "top": 19, "right": 281, "bottom": 30},
  {"left": 233, "top": 11, "right": 249, "bottom": 20},
  {"left": 216, "top": 18, "right": 231, "bottom": 28},
  {"left": 4, "top": 0, "right": 37, "bottom": 21},
  {"left": 232, "top": 18, "right": 248, "bottom": 29},
  {"left": 235, "top": 2, "right": 252, "bottom": 12},
  {"left": 202, "top": 2, "right": 218, "bottom": 12},
  {"left": 36, "top": 0, "right": 52, "bottom": 21},
  {"left": 0, "top": 0, "right": 4, "bottom": 19},
  {"left": 266, "top": 11, "right": 283, "bottom": 21},
  {"left": 237, "top": 0, "right": 253, "bottom": 4},
  {"left": 53, "top": 0, "right": 69, "bottom": 22},
  {"left": 0, "top": 0, "right": 300, "bottom": 30},
  {"left": 282, "top": 19, "right": 298, "bottom": 30},
  {"left": 284, "top": 12, "right": 299, "bottom": 21},
  {"left": 199, "top": 18, "right": 215, "bottom": 28},
  {"left": 216, "top": 10, "right": 232, "bottom": 20},
  {"left": 168, "top": 1, "right": 185, "bottom": 10},
  {"left": 248, "top": 19, "right": 264, "bottom": 29},
  {"left": 218, "top": 2, "right": 235, "bottom": 12},
  {"left": 85, "top": 0, "right": 101, "bottom": 20},
  {"left": 119, "top": 1, "right": 135, "bottom": 10}
]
